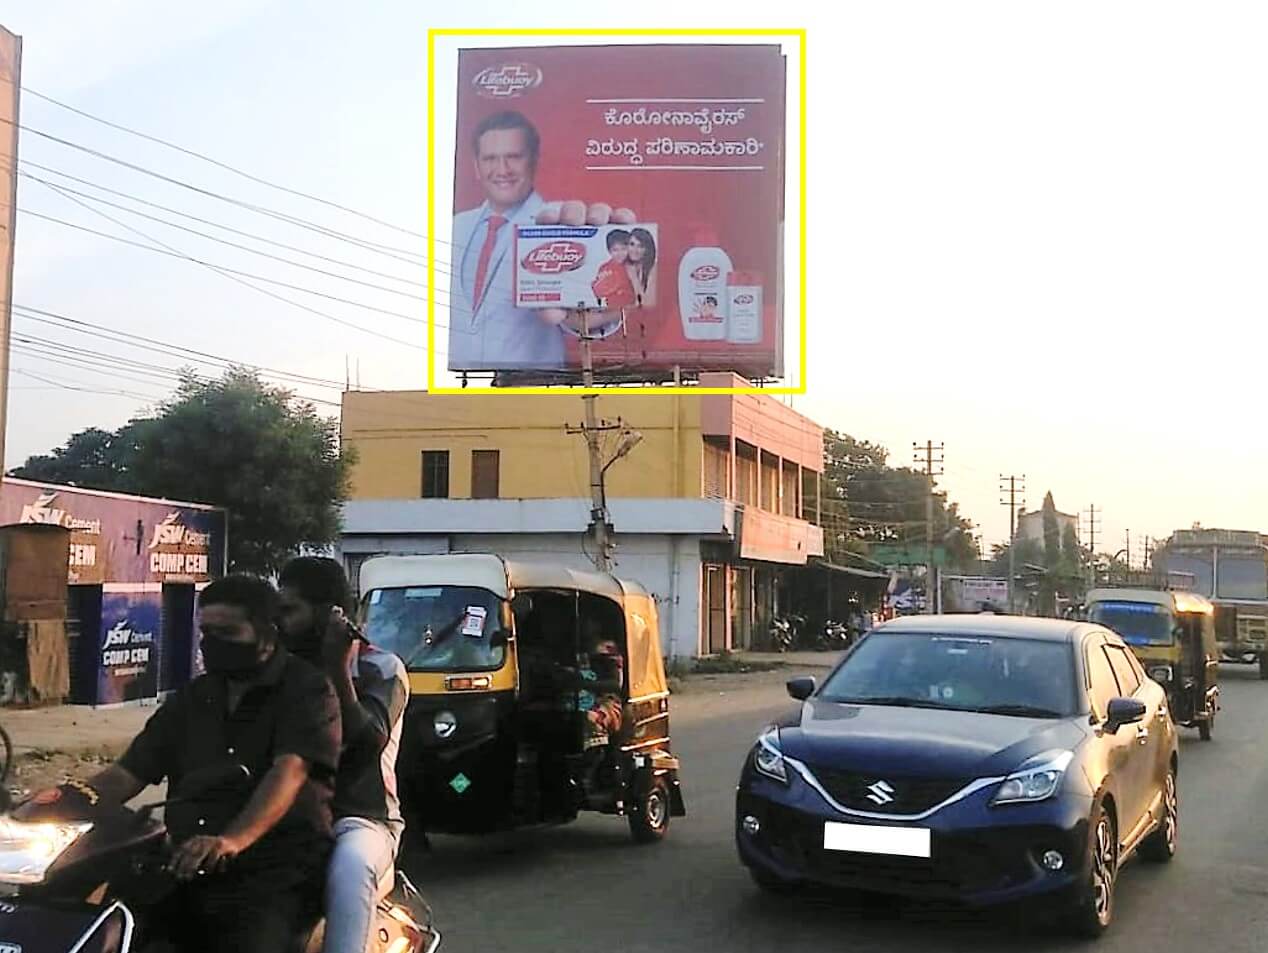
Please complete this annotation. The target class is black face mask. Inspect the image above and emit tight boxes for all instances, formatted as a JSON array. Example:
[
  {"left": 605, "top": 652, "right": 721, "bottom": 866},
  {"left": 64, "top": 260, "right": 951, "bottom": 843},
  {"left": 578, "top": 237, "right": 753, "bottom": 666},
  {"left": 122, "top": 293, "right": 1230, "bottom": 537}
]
[{"left": 201, "top": 637, "right": 265, "bottom": 677}]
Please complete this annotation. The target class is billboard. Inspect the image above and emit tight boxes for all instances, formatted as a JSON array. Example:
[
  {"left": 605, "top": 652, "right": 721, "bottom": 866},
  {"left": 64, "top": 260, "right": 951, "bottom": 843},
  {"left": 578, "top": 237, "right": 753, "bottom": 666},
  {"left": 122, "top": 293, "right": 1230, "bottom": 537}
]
[
  {"left": 943, "top": 576, "right": 1010, "bottom": 613},
  {"left": 0, "top": 479, "right": 227, "bottom": 585},
  {"left": 448, "top": 44, "right": 786, "bottom": 380}
]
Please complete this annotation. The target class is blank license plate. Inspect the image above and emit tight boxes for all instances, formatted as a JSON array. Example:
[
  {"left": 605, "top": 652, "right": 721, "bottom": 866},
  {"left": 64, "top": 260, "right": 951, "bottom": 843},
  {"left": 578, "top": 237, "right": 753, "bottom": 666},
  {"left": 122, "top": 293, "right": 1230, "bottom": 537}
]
[{"left": 823, "top": 822, "right": 931, "bottom": 858}]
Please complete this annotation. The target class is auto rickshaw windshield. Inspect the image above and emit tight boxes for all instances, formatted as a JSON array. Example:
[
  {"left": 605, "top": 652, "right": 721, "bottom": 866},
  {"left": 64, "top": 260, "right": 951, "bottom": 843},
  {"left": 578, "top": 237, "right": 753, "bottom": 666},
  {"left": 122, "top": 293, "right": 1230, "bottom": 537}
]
[
  {"left": 1089, "top": 601, "right": 1175, "bottom": 646},
  {"left": 362, "top": 585, "right": 508, "bottom": 671}
]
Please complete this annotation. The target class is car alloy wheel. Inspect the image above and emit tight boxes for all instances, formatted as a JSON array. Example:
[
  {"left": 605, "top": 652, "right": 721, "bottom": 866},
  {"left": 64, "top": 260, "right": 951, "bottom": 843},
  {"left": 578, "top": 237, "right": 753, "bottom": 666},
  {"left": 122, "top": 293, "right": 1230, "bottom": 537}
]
[
  {"left": 1091, "top": 814, "right": 1117, "bottom": 925},
  {"left": 1142, "top": 768, "right": 1178, "bottom": 862},
  {"left": 1068, "top": 804, "right": 1118, "bottom": 938}
]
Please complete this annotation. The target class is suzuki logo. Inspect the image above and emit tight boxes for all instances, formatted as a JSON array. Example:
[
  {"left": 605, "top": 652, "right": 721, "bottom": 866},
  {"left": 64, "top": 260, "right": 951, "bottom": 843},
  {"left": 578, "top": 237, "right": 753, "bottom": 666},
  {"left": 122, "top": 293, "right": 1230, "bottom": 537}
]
[{"left": 866, "top": 780, "right": 896, "bottom": 805}]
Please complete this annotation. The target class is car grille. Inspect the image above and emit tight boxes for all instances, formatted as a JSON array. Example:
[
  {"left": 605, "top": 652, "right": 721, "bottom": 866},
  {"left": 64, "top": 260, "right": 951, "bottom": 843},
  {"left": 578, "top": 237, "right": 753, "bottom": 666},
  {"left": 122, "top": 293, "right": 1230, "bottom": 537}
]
[
  {"left": 805, "top": 767, "right": 969, "bottom": 815},
  {"left": 760, "top": 802, "right": 1027, "bottom": 897}
]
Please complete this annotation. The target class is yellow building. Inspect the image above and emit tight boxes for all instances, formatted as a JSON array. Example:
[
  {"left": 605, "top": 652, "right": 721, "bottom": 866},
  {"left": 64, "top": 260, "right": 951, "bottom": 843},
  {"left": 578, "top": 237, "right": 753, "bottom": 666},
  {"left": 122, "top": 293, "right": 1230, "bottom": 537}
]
[{"left": 340, "top": 374, "right": 833, "bottom": 657}]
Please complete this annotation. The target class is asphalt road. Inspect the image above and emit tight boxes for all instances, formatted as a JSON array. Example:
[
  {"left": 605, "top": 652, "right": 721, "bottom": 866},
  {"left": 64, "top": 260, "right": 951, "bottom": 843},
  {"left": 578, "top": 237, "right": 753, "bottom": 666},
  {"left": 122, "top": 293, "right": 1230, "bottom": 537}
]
[{"left": 406, "top": 664, "right": 1268, "bottom": 953}]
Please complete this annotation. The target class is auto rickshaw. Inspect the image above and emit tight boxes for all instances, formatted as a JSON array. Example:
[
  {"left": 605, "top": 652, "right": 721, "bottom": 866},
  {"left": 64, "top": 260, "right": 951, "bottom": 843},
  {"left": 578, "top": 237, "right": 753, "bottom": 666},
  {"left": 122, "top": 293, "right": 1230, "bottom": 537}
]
[
  {"left": 356, "top": 553, "right": 685, "bottom": 843},
  {"left": 1086, "top": 587, "right": 1220, "bottom": 739}
]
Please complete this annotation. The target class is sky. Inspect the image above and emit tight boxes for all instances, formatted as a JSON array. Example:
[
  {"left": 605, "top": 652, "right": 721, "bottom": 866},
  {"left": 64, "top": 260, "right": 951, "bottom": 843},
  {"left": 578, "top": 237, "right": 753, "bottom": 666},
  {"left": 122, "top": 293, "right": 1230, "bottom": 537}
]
[{"left": 2, "top": 1, "right": 1266, "bottom": 559}]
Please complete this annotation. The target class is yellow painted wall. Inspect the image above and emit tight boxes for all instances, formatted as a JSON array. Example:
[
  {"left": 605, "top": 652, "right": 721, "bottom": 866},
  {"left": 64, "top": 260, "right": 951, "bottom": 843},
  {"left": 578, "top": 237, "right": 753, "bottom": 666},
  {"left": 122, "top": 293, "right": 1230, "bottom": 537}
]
[{"left": 342, "top": 391, "right": 704, "bottom": 501}]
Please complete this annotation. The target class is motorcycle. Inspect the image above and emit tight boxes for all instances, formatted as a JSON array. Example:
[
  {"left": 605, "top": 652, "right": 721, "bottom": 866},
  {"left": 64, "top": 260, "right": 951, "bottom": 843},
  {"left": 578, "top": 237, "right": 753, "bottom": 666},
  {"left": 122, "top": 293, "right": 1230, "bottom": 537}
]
[
  {"left": 768, "top": 617, "right": 794, "bottom": 652},
  {"left": 768, "top": 614, "right": 805, "bottom": 652},
  {"left": 821, "top": 620, "right": 851, "bottom": 649},
  {"left": 0, "top": 764, "right": 441, "bottom": 953}
]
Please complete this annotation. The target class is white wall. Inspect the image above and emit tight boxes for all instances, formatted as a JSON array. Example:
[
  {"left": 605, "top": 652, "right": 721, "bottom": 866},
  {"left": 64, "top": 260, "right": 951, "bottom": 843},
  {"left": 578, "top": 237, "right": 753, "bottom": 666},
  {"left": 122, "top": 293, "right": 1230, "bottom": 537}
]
[{"left": 449, "top": 532, "right": 704, "bottom": 659}]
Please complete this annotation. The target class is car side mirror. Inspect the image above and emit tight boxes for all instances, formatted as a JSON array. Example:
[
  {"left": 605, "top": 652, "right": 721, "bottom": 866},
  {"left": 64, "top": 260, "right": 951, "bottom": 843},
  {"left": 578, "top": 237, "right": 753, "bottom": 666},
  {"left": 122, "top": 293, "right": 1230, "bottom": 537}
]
[
  {"left": 1105, "top": 697, "right": 1147, "bottom": 732},
  {"left": 787, "top": 677, "right": 816, "bottom": 701}
]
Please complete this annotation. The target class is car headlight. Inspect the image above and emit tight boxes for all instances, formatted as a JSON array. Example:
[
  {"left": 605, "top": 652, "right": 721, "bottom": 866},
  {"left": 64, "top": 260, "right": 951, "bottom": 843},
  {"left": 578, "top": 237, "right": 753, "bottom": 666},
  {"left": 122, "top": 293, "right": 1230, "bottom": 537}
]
[
  {"left": 1148, "top": 665, "right": 1173, "bottom": 683},
  {"left": 991, "top": 750, "right": 1074, "bottom": 806},
  {"left": 753, "top": 728, "right": 788, "bottom": 784},
  {"left": 0, "top": 817, "right": 93, "bottom": 885}
]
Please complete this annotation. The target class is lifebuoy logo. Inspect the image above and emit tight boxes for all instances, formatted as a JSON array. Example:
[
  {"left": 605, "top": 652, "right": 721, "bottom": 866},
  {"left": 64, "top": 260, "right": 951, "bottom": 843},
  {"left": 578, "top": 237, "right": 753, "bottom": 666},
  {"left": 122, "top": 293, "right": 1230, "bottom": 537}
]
[
  {"left": 523, "top": 241, "right": 586, "bottom": 274},
  {"left": 691, "top": 264, "right": 721, "bottom": 281},
  {"left": 473, "top": 63, "right": 543, "bottom": 98},
  {"left": 734, "top": 293, "right": 755, "bottom": 305}
]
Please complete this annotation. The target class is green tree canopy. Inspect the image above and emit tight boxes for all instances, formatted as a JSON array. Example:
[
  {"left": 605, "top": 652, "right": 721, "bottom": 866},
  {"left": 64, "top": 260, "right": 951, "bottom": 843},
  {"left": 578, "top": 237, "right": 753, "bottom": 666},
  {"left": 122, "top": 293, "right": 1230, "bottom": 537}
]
[{"left": 822, "top": 429, "right": 979, "bottom": 570}]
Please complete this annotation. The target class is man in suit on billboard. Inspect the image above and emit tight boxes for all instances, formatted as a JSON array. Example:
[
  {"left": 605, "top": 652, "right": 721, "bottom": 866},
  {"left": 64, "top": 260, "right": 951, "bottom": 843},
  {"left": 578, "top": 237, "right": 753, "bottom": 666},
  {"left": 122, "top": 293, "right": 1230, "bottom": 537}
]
[{"left": 449, "top": 110, "right": 634, "bottom": 372}]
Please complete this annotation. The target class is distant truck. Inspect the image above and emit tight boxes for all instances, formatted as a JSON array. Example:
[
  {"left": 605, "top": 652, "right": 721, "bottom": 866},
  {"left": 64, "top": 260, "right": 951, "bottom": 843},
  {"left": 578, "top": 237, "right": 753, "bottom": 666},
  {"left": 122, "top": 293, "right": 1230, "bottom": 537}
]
[{"left": 1154, "top": 528, "right": 1268, "bottom": 679}]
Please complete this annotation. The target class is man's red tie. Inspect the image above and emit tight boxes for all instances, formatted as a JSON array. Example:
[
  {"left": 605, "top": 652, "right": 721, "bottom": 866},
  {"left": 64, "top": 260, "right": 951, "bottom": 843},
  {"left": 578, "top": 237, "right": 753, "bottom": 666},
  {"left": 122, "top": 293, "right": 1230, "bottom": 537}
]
[{"left": 472, "top": 215, "right": 506, "bottom": 311}]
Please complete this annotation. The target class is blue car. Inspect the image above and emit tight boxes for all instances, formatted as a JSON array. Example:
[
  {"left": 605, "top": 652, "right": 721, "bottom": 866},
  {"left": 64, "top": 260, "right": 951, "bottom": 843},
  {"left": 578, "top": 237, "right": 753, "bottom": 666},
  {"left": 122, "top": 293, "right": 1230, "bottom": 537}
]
[{"left": 736, "top": 615, "right": 1178, "bottom": 937}]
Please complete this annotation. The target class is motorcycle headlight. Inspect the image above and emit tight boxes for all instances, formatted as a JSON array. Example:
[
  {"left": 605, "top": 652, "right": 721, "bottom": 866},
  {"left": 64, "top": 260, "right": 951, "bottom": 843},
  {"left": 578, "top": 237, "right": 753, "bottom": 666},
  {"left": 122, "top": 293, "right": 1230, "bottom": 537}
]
[
  {"left": 0, "top": 817, "right": 93, "bottom": 885},
  {"left": 753, "top": 728, "right": 788, "bottom": 784},
  {"left": 991, "top": 750, "right": 1074, "bottom": 806},
  {"left": 1148, "top": 665, "right": 1173, "bottom": 683}
]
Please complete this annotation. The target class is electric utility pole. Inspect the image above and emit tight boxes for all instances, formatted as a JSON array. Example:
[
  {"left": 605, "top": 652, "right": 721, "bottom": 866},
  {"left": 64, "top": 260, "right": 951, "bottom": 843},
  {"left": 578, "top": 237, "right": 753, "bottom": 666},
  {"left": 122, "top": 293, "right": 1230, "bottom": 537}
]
[
  {"left": 1082, "top": 504, "right": 1101, "bottom": 587},
  {"left": 914, "top": 441, "right": 944, "bottom": 614},
  {"left": 566, "top": 308, "right": 642, "bottom": 572},
  {"left": 1000, "top": 474, "right": 1026, "bottom": 613}
]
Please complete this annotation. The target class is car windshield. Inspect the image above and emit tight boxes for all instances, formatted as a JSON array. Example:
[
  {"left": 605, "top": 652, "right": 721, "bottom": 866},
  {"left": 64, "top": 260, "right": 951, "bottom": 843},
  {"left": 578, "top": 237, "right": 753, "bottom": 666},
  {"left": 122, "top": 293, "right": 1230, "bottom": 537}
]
[
  {"left": 362, "top": 585, "right": 507, "bottom": 672},
  {"left": 819, "top": 631, "right": 1076, "bottom": 717},
  {"left": 1089, "top": 602, "right": 1174, "bottom": 646}
]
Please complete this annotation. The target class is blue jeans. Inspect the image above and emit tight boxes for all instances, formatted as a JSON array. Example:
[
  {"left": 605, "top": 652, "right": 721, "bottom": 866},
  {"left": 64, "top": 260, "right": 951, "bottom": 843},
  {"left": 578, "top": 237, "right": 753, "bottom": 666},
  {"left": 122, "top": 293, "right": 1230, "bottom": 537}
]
[{"left": 322, "top": 817, "right": 396, "bottom": 953}]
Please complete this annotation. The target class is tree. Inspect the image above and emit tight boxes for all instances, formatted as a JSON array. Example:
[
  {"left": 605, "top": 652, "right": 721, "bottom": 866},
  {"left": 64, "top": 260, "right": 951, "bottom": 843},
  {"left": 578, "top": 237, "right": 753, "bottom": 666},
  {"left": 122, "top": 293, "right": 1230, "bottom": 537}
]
[
  {"left": 821, "top": 429, "right": 979, "bottom": 570},
  {"left": 10, "top": 369, "right": 355, "bottom": 575},
  {"left": 11, "top": 427, "right": 134, "bottom": 489}
]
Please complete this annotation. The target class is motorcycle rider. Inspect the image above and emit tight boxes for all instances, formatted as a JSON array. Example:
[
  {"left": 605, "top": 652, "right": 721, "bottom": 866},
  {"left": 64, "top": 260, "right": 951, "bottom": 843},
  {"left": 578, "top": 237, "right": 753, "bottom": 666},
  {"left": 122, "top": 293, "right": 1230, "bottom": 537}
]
[
  {"left": 278, "top": 557, "right": 409, "bottom": 953},
  {"left": 43, "top": 575, "right": 343, "bottom": 953}
]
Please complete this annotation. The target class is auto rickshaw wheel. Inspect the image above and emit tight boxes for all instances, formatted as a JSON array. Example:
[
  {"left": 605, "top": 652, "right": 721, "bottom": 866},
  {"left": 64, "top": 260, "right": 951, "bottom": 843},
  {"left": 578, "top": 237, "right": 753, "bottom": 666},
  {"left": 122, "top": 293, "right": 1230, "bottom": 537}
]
[
  {"left": 629, "top": 776, "right": 670, "bottom": 844},
  {"left": 1198, "top": 713, "right": 1213, "bottom": 741}
]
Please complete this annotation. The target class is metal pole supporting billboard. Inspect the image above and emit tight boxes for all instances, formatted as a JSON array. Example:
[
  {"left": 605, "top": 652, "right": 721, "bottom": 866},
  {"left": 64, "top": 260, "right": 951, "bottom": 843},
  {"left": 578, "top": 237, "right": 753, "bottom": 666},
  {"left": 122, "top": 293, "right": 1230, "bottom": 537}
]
[{"left": 575, "top": 309, "right": 613, "bottom": 572}]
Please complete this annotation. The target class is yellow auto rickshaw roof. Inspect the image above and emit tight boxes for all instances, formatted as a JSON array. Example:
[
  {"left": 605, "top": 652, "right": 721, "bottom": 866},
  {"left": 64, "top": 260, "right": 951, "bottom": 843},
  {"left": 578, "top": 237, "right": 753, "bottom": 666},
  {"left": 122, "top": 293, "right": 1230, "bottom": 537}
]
[
  {"left": 1086, "top": 587, "right": 1214, "bottom": 616},
  {"left": 357, "top": 552, "right": 654, "bottom": 604}
]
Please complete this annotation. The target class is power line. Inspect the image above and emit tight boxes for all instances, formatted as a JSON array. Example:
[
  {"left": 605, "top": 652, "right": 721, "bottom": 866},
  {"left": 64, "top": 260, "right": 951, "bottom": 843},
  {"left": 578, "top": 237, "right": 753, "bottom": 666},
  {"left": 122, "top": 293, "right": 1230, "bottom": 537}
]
[
  {"left": 19, "top": 182, "right": 427, "bottom": 349},
  {"left": 17, "top": 159, "right": 443, "bottom": 278},
  {"left": 23, "top": 85, "right": 428, "bottom": 241},
  {"left": 11, "top": 306, "right": 346, "bottom": 392},
  {"left": 19, "top": 171, "right": 428, "bottom": 299},
  {"left": 11, "top": 367, "right": 163, "bottom": 402},
  {"left": 21, "top": 205, "right": 428, "bottom": 322},
  {"left": 18, "top": 158, "right": 438, "bottom": 272},
  {"left": 2, "top": 116, "right": 429, "bottom": 262}
]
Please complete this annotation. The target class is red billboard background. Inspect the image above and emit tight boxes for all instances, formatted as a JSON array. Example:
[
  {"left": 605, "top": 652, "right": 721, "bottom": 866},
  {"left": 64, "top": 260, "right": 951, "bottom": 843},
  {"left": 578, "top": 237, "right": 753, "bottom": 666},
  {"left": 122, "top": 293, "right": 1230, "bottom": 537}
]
[{"left": 449, "top": 44, "right": 786, "bottom": 380}]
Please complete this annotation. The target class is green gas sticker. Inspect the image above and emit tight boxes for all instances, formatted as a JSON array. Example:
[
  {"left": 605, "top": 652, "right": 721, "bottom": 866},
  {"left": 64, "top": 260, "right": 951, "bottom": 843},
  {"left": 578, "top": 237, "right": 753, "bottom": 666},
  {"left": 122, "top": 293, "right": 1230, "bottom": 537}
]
[{"left": 449, "top": 773, "right": 472, "bottom": 794}]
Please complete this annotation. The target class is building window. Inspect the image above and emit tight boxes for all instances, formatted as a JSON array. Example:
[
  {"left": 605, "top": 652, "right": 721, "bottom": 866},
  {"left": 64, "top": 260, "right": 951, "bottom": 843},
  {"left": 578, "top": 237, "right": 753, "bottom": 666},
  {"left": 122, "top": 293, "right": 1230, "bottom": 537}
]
[
  {"left": 421, "top": 451, "right": 450, "bottom": 498},
  {"left": 471, "top": 450, "right": 500, "bottom": 499},
  {"left": 703, "top": 439, "right": 730, "bottom": 499}
]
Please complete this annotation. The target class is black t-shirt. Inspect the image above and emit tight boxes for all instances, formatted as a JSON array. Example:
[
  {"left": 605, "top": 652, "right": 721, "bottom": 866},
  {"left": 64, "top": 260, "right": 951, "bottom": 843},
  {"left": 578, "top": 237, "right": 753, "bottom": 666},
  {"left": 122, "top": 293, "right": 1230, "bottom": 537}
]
[{"left": 119, "top": 648, "right": 341, "bottom": 879}]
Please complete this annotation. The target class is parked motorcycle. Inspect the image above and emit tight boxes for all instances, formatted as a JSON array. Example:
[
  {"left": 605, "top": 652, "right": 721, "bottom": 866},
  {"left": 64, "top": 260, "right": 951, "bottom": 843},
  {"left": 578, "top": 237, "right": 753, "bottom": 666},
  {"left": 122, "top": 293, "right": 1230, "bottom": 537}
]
[
  {"left": 0, "top": 764, "right": 441, "bottom": 953},
  {"left": 821, "top": 620, "right": 851, "bottom": 649},
  {"left": 768, "top": 614, "right": 804, "bottom": 652}
]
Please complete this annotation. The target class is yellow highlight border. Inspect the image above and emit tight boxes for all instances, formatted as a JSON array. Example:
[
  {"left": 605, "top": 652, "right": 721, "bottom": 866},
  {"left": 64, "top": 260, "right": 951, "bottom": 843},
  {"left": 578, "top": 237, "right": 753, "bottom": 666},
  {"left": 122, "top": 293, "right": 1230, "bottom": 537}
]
[{"left": 426, "top": 28, "right": 807, "bottom": 397}]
